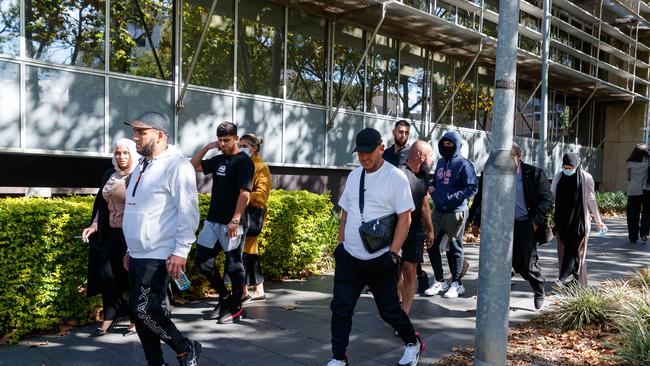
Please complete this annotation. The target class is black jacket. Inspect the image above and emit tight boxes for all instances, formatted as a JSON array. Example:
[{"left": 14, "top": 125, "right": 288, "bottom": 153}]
[{"left": 469, "top": 162, "right": 553, "bottom": 228}]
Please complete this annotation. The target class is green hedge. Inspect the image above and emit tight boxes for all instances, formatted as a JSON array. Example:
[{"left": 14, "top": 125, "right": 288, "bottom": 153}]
[
  {"left": 0, "top": 196, "right": 100, "bottom": 343},
  {"left": 595, "top": 191, "right": 626, "bottom": 215},
  {"left": 0, "top": 190, "right": 338, "bottom": 343}
]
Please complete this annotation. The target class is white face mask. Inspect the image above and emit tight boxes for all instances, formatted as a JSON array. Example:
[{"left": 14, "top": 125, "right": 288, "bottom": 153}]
[
  {"left": 240, "top": 147, "right": 252, "bottom": 157},
  {"left": 562, "top": 168, "right": 576, "bottom": 176}
]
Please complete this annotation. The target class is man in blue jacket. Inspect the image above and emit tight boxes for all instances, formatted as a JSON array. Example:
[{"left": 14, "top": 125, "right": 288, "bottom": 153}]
[{"left": 425, "top": 130, "right": 478, "bottom": 298}]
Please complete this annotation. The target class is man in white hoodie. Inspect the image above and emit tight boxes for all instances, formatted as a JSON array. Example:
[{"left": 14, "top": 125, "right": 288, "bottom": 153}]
[{"left": 122, "top": 112, "right": 201, "bottom": 366}]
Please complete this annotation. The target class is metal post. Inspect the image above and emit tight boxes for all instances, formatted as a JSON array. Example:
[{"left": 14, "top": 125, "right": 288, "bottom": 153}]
[
  {"left": 474, "top": 0, "right": 519, "bottom": 365},
  {"left": 539, "top": 0, "right": 551, "bottom": 171}
]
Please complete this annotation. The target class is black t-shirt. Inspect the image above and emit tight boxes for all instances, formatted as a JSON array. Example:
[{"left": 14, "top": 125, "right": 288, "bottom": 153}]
[
  {"left": 201, "top": 152, "right": 254, "bottom": 225},
  {"left": 383, "top": 143, "right": 410, "bottom": 166},
  {"left": 400, "top": 165, "right": 428, "bottom": 232}
]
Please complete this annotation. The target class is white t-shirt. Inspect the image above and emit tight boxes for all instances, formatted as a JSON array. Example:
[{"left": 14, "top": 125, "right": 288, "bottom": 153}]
[{"left": 339, "top": 162, "right": 415, "bottom": 260}]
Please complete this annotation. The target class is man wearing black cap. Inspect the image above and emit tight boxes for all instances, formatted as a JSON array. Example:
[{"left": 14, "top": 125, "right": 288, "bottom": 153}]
[
  {"left": 122, "top": 112, "right": 202, "bottom": 366},
  {"left": 190, "top": 122, "right": 254, "bottom": 324},
  {"left": 327, "top": 128, "right": 424, "bottom": 366}
]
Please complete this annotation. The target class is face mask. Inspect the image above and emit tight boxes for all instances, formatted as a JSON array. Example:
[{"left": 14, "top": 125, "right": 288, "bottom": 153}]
[
  {"left": 240, "top": 147, "right": 252, "bottom": 157},
  {"left": 562, "top": 168, "right": 576, "bottom": 176},
  {"left": 440, "top": 145, "right": 455, "bottom": 160}
]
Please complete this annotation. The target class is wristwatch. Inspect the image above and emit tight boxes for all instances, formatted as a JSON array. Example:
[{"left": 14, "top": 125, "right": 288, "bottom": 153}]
[{"left": 230, "top": 218, "right": 240, "bottom": 224}]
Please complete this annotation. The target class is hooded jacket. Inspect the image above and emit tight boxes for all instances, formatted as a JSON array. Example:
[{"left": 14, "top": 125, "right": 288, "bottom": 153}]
[
  {"left": 123, "top": 144, "right": 200, "bottom": 260},
  {"left": 430, "top": 131, "right": 478, "bottom": 213}
]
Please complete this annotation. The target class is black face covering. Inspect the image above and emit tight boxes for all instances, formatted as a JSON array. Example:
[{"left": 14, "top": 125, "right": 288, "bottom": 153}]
[{"left": 440, "top": 145, "right": 455, "bottom": 160}]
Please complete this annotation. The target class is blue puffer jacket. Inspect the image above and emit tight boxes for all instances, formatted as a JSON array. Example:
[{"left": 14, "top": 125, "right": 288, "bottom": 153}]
[{"left": 430, "top": 131, "right": 478, "bottom": 213}]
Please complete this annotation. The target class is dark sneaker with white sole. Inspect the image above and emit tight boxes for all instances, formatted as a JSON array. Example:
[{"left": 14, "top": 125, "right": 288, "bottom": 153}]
[
  {"left": 176, "top": 340, "right": 201, "bottom": 366},
  {"left": 208, "top": 294, "right": 230, "bottom": 319}
]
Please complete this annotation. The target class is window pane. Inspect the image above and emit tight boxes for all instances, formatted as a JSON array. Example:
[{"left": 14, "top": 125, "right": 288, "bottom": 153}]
[
  {"left": 476, "top": 66, "right": 494, "bottom": 132},
  {"left": 26, "top": 66, "right": 104, "bottom": 152},
  {"left": 110, "top": 0, "right": 173, "bottom": 80},
  {"left": 183, "top": 0, "right": 234, "bottom": 90},
  {"left": 109, "top": 77, "right": 173, "bottom": 145},
  {"left": 516, "top": 84, "right": 536, "bottom": 138},
  {"left": 399, "top": 42, "right": 426, "bottom": 121},
  {"left": 453, "top": 61, "right": 476, "bottom": 129},
  {"left": 25, "top": 0, "right": 105, "bottom": 68},
  {"left": 0, "top": 60, "right": 19, "bottom": 147},
  {"left": 286, "top": 9, "right": 326, "bottom": 105},
  {"left": 403, "top": 0, "right": 428, "bottom": 12},
  {"left": 366, "top": 34, "right": 398, "bottom": 116},
  {"left": 284, "top": 105, "right": 324, "bottom": 165},
  {"left": 0, "top": 0, "right": 19, "bottom": 56},
  {"left": 178, "top": 90, "right": 233, "bottom": 155},
  {"left": 237, "top": 0, "right": 284, "bottom": 97},
  {"left": 235, "top": 97, "right": 282, "bottom": 163},
  {"left": 432, "top": 52, "right": 453, "bottom": 125},
  {"left": 333, "top": 24, "right": 364, "bottom": 111},
  {"left": 327, "top": 113, "right": 363, "bottom": 166}
]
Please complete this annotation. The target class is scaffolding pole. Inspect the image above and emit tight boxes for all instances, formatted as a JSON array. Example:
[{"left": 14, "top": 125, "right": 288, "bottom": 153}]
[
  {"left": 474, "top": 0, "right": 519, "bottom": 364},
  {"left": 539, "top": 0, "right": 552, "bottom": 170}
]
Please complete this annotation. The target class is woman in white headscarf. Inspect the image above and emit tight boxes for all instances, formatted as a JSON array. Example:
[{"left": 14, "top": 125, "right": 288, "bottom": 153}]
[{"left": 81, "top": 138, "right": 141, "bottom": 337}]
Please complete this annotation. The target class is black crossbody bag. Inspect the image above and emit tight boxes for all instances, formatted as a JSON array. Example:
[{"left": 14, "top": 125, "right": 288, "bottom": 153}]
[{"left": 358, "top": 170, "right": 398, "bottom": 253}]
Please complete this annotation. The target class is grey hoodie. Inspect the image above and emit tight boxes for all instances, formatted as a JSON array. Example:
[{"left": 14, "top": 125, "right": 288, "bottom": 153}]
[{"left": 123, "top": 144, "right": 199, "bottom": 260}]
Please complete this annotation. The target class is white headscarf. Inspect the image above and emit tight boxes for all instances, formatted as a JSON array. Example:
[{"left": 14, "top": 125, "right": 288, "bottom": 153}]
[{"left": 111, "top": 138, "right": 141, "bottom": 174}]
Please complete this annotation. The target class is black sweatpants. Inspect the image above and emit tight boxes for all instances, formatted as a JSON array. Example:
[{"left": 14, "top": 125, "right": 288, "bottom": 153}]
[
  {"left": 128, "top": 258, "right": 189, "bottom": 366},
  {"left": 330, "top": 245, "right": 416, "bottom": 360},
  {"left": 627, "top": 194, "right": 643, "bottom": 241},
  {"left": 195, "top": 237, "right": 245, "bottom": 311},
  {"left": 513, "top": 219, "right": 545, "bottom": 296}
]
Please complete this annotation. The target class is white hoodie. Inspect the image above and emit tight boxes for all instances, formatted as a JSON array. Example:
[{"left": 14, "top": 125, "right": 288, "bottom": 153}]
[{"left": 123, "top": 144, "right": 199, "bottom": 260}]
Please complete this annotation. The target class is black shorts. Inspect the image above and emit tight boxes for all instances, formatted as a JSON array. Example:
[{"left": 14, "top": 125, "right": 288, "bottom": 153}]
[{"left": 401, "top": 229, "right": 424, "bottom": 263}]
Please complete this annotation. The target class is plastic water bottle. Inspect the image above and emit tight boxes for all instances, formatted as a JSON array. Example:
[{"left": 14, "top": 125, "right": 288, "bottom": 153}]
[
  {"left": 598, "top": 227, "right": 607, "bottom": 238},
  {"left": 174, "top": 271, "right": 191, "bottom": 291}
]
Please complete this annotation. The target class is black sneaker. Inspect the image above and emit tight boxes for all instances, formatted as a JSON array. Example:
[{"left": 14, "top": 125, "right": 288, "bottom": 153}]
[
  {"left": 217, "top": 307, "right": 246, "bottom": 324},
  {"left": 534, "top": 293, "right": 545, "bottom": 310},
  {"left": 208, "top": 294, "right": 230, "bottom": 319},
  {"left": 176, "top": 340, "right": 201, "bottom": 366}
]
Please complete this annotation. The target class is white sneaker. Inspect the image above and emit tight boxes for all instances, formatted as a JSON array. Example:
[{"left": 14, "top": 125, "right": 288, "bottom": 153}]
[
  {"left": 423, "top": 280, "right": 449, "bottom": 296},
  {"left": 398, "top": 336, "right": 425, "bottom": 366},
  {"left": 443, "top": 281, "right": 465, "bottom": 298},
  {"left": 326, "top": 358, "right": 347, "bottom": 366}
]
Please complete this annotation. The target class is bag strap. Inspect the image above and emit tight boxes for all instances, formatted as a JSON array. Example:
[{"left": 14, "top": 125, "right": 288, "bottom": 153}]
[{"left": 359, "top": 169, "right": 365, "bottom": 222}]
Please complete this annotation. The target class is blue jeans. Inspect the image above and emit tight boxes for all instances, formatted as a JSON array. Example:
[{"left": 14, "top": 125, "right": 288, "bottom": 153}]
[{"left": 330, "top": 245, "right": 416, "bottom": 360}]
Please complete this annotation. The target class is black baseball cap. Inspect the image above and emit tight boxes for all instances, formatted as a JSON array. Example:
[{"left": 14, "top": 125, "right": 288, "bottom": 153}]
[
  {"left": 124, "top": 112, "right": 170, "bottom": 136},
  {"left": 353, "top": 128, "right": 382, "bottom": 153}
]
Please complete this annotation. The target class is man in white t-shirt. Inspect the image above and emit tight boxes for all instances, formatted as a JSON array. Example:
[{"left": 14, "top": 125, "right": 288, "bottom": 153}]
[{"left": 327, "top": 128, "right": 425, "bottom": 366}]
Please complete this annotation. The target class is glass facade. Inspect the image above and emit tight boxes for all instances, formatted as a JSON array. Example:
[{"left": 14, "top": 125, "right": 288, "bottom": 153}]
[{"left": 0, "top": 0, "right": 625, "bottom": 178}]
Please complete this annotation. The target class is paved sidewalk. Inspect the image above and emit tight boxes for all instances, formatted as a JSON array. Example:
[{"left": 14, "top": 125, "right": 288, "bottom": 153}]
[{"left": 1, "top": 217, "right": 648, "bottom": 366}]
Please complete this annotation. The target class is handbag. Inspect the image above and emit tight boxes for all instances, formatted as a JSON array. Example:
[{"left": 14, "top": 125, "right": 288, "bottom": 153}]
[
  {"left": 246, "top": 206, "right": 266, "bottom": 237},
  {"left": 535, "top": 220, "right": 555, "bottom": 245},
  {"left": 358, "top": 170, "right": 398, "bottom": 253}
]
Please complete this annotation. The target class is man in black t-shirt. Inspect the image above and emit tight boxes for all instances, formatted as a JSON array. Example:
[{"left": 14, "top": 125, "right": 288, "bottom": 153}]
[
  {"left": 382, "top": 119, "right": 411, "bottom": 166},
  {"left": 191, "top": 122, "right": 254, "bottom": 324},
  {"left": 398, "top": 140, "right": 435, "bottom": 314}
]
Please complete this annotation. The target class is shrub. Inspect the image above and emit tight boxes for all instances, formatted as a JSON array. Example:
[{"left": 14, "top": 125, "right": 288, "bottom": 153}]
[
  {"left": 257, "top": 190, "right": 338, "bottom": 279},
  {"left": 550, "top": 282, "right": 615, "bottom": 330},
  {"left": 0, "top": 197, "right": 101, "bottom": 343},
  {"left": 595, "top": 191, "right": 626, "bottom": 215},
  {"left": 610, "top": 283, "right": 650, "bottom": 366}
]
